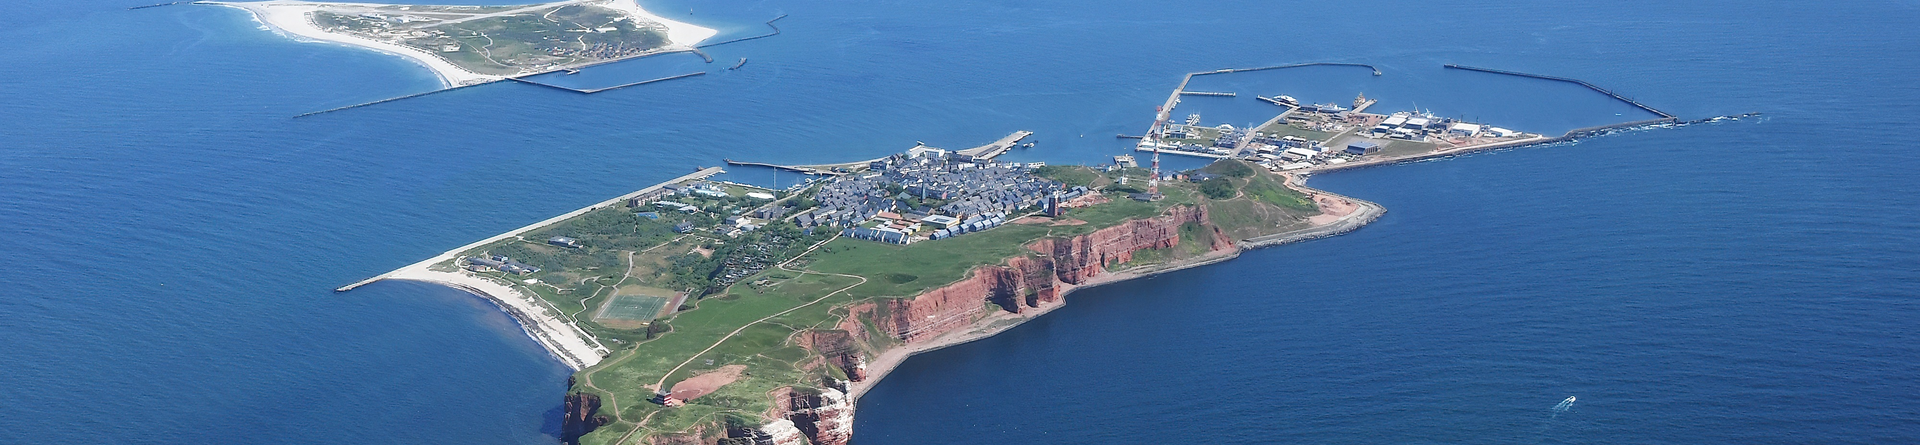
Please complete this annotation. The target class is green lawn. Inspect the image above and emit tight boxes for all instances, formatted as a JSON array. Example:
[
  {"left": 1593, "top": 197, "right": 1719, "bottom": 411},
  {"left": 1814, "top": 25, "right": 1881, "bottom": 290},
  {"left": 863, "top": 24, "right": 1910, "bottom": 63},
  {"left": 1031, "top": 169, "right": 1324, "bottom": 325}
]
[
  {"left": 598, "top": 295, "right": 670, "bottom": 321},
  {"left": 1257, "top": 123, "right": 1340, "bottom": 142}
]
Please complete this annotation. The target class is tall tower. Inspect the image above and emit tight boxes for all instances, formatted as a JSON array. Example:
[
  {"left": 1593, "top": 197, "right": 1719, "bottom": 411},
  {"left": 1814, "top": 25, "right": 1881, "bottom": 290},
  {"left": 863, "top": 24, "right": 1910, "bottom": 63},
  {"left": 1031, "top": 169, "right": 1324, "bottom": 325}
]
[{"left": 1149, "top": 107, "right": 1167, "bottom": 195}]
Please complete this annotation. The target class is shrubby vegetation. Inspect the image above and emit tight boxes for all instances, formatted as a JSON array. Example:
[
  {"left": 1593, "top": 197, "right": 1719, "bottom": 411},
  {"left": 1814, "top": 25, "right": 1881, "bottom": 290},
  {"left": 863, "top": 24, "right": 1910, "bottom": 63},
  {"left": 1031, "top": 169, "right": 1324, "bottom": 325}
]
[{"left": 1200, "top": 177, "right": 1237, "bottom": 199}]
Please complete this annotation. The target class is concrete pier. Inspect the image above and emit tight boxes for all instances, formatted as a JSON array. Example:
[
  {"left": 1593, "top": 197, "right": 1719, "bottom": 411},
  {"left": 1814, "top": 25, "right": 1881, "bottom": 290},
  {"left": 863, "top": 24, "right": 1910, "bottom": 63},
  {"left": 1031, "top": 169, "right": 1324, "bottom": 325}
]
[
  {"left": 335, "top": 166, "right": 727, "bottom": 292},
  {"left": 954, "top": 130, "right": 1035, "bottom": 159}
]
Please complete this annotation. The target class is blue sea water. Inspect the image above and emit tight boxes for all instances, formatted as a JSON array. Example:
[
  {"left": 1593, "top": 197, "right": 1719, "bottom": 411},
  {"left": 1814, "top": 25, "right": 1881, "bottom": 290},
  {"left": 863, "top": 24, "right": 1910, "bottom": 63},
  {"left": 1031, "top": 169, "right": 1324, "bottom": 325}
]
[{"left": 1, "top": 0, "right": 1916, "bottom": 443}]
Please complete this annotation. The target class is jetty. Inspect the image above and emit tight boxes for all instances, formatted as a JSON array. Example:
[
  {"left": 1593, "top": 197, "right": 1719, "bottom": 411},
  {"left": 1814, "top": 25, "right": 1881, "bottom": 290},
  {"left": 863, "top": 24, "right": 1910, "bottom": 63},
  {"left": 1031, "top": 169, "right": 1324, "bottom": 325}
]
[
  {"left": 954, "top": 130, "right": 1034, "bottom": 159},
  {"left": 335, "top": 166, "right": 727, "bottom": 292},
  {"left": 1179, "top": 91, "right": 1237, "bottom": 97},
  {"left": 730, "top": 58, "right": 749, "bottom": 70},
  {"left": 1443, "top": 64, "right": 1675, "bottom": 119}
]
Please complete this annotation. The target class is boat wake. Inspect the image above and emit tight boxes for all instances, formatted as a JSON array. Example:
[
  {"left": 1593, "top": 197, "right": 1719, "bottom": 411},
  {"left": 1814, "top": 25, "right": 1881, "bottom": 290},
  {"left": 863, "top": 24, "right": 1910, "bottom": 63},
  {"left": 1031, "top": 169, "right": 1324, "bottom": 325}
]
[{"left": 1552, "top": 395, "right": 1576, "bottom": 418}]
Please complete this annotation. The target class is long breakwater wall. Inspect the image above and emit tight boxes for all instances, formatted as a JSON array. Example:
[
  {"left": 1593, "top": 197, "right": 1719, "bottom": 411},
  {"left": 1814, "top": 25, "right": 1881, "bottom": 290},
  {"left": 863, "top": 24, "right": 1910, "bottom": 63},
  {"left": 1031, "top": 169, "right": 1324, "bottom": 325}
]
[
  {"left": 696, "top": 14, "right": 789, "bottom": 49},
  {"left": 508, "top": 71, "right": 706, "bottom": 94},
  {"left": 294, "top": 81, "right": 497, "bottom": 118},
  {"left": 1443, "top": 64, "right": 1674, "bottom": 119}
]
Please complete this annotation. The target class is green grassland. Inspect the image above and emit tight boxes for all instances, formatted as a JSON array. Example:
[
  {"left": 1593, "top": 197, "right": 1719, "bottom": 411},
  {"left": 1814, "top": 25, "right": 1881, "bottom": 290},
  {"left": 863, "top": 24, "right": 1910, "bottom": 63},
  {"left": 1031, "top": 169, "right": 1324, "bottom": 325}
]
[{"left": 445, "top": 160, "right": 1326, "bottom": 444}]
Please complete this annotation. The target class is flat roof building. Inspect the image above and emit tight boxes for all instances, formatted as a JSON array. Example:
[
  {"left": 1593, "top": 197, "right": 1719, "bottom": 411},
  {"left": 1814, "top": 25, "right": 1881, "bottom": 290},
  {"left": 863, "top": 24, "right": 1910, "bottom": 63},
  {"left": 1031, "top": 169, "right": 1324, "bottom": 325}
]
[{"left": 1346, "top": 141, "right": 1381, "bottom": 155}]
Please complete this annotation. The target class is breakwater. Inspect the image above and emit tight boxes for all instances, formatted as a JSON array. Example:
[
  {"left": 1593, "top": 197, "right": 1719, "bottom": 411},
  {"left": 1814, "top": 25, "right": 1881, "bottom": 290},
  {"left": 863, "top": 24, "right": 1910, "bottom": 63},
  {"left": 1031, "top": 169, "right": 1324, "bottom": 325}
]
[
  {"left": 293, "top": 81, "right": 497, "bottom": 118},
  {"left": 509, "top": 71, "right": 706, "bottom": 94},
  {"left": 696, "top": 14, "right": 790, "bottom": 49},
  {"left": 1443, "top": 64, "right": 1675, "bottom": 119},
  {"left": 1299, "top": 113, "right": 1769, "bottom": 176},
  {"left": 1206, "top": 62, "right": 1382, "bottom": 76},
  {"left": 128, "top": 1, "right": 185, "bottom": 9}
]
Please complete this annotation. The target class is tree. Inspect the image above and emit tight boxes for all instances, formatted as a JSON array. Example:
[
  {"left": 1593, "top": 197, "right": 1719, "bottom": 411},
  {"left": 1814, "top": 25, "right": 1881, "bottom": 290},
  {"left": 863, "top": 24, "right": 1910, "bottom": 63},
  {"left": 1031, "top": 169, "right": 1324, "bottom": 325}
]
[{"left": 646, "top": 320, "right": 671, "bottom": 339}]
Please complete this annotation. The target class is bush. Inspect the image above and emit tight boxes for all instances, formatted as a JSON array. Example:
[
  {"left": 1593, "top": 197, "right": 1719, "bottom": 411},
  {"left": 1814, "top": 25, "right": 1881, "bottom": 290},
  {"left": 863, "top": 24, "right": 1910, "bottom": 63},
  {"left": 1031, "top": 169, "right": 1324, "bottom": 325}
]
[{"left": 1200, "top": 177, "right": 1237, "bottom": 199}]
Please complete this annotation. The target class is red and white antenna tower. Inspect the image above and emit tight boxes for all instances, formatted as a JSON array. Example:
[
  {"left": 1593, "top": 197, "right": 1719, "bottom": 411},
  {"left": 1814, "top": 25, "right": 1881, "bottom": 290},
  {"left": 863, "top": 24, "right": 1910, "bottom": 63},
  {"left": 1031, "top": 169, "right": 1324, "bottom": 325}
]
[{"left": 1148, "top": 106, "right": 1168, "bottom": 195}]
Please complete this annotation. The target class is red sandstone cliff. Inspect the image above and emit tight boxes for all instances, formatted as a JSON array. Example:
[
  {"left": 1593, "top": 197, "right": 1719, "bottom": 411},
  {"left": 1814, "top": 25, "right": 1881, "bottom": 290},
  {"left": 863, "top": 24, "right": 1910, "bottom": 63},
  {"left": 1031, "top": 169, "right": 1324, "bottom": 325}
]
[
  {"left": 796, "top": 330, "right": 868, "bottom": 382},
  {"left": 736, "top": 206, "right": 1238, "bottom": 445},
  {"left": 877, "top": 205, "right": 1232, "bottom": 344}
]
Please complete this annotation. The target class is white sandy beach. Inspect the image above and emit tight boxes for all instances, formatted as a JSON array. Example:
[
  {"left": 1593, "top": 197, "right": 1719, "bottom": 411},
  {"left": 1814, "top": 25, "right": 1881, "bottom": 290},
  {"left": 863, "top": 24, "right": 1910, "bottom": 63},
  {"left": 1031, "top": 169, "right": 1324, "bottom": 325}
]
[
  {"left": 388, "top": 265, "right": 610, "bottom": 370},
  {"left": 211, "top": 1, "right": 500, "bottom": 87},
  {"left": 599, "top": 0, "right": 718, "bottom": 47},
  {"left": 211, "top": 0, "right": 717, "bottom": 88}
]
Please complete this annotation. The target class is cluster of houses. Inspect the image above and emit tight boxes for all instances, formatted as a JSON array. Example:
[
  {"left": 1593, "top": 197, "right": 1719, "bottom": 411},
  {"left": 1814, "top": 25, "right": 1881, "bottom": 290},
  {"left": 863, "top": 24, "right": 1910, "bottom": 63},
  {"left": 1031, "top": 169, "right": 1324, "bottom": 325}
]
[
  {"left": 800, "top": 150, "right": 1063, "bottom": 245},
  {"left": 465, "top": 255, "right": 540, "bottom": 275},
  {"left": 709, "top": 234, "right": 789, "bottom": 288}
]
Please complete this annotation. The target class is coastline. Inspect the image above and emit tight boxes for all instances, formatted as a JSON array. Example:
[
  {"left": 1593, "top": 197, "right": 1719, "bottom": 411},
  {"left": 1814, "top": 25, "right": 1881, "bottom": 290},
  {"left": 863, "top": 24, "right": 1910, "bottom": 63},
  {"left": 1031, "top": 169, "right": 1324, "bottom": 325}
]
[
  {"left": 209, "top": 0, "right": 718, "bottom": 88},
  {"left": 388, "top": 265, "right": 610, "bottom": 370},
  {"left": 208, "top": 1, "right": 500, "bottom": 87},
  {"left": 849, "top": 181, "right": 1387, "bottom": 401}
]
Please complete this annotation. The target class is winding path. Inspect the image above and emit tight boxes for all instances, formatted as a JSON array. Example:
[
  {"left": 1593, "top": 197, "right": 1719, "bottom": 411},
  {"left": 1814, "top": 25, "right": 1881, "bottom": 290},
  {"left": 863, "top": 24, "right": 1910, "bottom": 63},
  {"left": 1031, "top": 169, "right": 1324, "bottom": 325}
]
[
  {"left": 651, "top": 234, "right": 863, "bottom": 389},
  {"left": 576, "top": 233, "right": 861, "bottom": 444}
]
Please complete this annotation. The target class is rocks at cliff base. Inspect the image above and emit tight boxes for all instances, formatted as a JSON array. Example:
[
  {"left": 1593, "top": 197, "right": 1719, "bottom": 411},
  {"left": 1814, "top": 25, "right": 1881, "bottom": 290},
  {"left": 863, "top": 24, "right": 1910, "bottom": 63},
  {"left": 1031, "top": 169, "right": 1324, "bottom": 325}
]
[{"left": 559, "top": 392, "right": 608, "bottom": 445}]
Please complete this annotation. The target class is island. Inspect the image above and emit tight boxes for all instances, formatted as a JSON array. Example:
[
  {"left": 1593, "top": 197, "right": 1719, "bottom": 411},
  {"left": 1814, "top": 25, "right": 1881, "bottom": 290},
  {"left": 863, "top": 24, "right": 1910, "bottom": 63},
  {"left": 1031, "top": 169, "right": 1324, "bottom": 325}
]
[
  {"left": 209, "top": 0, "right": 717, "bottom": 87},
  {"left": 329, "top": 60, "right": 1697, "bottom": 443}
]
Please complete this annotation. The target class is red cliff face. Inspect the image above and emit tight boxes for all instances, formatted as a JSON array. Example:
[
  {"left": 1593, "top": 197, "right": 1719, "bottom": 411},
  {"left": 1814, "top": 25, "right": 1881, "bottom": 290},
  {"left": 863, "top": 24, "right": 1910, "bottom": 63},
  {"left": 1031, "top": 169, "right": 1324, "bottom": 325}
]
[
  {"left": 796, "top": 330, "right": 868, "bottom": 382},
  {"left": 766, "top": 387, "right": 853, "bottom": 445},
  {"left": 878, "top": 205, "right": 1230, "bottom": 343},
  {"left": 559, "top": 392, "right": 607, "bottom": 445},
  {"left": 1033, "top": 205, "right": 1223, "bottom": 284}
]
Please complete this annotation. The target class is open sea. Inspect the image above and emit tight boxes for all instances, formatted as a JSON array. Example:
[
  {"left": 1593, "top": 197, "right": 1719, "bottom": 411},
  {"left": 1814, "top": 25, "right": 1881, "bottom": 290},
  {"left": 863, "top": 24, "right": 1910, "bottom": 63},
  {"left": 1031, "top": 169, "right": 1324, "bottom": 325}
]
[{"left": 2, "top": 0, "right": 1917, "bottom": 443}]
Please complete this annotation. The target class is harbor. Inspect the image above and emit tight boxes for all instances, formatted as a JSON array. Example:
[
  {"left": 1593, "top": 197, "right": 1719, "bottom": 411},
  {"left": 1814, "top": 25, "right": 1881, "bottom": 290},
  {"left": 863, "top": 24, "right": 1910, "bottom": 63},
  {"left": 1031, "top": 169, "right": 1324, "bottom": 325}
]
[{"left": 1130, "top": 63, "right": 1688, "bottom": 177}]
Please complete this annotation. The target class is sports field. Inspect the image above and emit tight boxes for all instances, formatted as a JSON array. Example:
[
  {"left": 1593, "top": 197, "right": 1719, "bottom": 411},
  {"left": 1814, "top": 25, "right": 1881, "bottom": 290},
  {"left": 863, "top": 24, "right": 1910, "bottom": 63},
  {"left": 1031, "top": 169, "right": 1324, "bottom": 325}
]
[{"left": 596, "top": 294, "right": 670, "bottom": 322}]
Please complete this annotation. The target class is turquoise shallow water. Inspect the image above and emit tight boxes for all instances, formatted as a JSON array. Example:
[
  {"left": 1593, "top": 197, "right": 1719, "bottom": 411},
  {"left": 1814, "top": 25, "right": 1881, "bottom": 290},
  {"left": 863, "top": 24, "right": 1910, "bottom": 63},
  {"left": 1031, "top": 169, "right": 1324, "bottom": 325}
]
[{"left": 0, "top": 0, "right": 1916, "bottom": 443}]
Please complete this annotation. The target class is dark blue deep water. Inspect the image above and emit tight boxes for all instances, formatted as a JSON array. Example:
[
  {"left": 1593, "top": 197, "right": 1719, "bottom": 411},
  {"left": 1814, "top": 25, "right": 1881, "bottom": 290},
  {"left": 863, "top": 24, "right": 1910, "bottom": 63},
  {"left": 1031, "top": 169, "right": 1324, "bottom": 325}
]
[{"left": 2, "top": 0, "right": 1917, "bottom": 443}]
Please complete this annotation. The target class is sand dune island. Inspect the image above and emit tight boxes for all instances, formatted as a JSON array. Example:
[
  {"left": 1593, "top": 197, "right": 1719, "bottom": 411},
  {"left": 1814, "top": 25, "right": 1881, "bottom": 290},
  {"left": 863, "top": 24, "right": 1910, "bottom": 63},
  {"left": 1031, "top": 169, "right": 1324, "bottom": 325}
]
[{"left": 210, "top": 0, "right": 717, "bottom": 87}]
